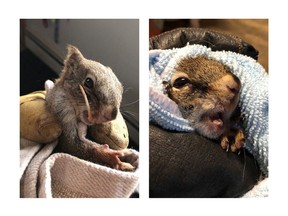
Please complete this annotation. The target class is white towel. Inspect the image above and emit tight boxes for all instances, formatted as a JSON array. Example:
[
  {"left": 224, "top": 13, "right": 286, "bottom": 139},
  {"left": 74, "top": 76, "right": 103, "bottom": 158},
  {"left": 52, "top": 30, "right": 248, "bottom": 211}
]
[{"left": 20, "top": 138, "right": 139, "bottom": 198}]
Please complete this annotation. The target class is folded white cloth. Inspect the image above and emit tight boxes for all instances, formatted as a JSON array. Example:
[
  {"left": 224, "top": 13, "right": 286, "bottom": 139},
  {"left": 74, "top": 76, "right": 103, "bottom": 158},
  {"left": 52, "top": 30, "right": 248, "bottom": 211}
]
[{"left": 20, "top": 138, "right": 139, "bottom": 198}]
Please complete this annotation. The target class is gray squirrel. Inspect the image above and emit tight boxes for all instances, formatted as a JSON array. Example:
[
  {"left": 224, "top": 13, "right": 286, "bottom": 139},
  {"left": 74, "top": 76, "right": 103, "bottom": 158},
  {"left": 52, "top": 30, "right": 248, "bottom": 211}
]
[{"left": 45, "top": 45, "right": 138, "bottom": 171}]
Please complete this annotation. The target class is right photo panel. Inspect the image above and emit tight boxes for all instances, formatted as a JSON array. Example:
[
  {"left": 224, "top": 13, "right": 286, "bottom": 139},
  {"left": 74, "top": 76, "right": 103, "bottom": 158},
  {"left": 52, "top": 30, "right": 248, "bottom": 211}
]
[{"left": 149, "top": 19, "right": 268, "bottom": 198}]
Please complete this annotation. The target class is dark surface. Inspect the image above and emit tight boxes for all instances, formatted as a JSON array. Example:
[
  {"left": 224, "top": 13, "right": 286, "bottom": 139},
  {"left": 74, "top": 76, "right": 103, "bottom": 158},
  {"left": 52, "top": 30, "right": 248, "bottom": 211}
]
[
  {"left": 149, "top": 27, "right": 259, "bottom": 60},
  {"left": 149, "top": 124, "right": 261, "bottom": 198},
  {"left": 20, "top": 49, "right": 59, "bottom": 96}
]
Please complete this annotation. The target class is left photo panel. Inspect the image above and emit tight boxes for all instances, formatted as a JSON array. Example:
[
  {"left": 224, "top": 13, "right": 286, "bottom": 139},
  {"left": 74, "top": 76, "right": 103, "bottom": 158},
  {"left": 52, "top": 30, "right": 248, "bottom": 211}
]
[{"left": 20, "top": 19, "right": 139, "bottom": 198}]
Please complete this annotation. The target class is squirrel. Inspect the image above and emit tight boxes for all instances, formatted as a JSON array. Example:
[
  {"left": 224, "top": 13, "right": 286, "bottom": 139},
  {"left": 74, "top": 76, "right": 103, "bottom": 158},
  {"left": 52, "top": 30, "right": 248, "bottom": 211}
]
[
  {"left": 165, "top": 56, "right": 245, "bottom": 153},
  {"left": 45, "top": 45, "right": 138, "bottom": 171}
]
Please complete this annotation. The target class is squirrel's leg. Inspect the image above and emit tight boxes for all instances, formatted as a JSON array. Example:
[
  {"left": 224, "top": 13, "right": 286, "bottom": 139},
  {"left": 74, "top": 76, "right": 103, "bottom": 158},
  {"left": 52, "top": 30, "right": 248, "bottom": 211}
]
[{"left": 77, "top": 122, "right": 136, "bottom": 171}]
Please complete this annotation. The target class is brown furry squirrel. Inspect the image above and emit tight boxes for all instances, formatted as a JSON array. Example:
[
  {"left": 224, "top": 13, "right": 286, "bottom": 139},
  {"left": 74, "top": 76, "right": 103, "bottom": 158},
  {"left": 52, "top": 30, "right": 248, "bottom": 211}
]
[
  {"left": 165, "top": 56, "right": 245, "bottom": 152},
  {"left": 45, "top": 45, "right": 138, "bottom": 171}
]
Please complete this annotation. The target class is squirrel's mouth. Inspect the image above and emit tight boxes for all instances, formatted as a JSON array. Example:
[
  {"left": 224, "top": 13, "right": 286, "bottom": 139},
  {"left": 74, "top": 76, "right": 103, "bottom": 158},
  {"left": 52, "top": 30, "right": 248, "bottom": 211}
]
[
  {"left": 207, "top": 112, "right": 224, "bottom": 128},
  {"left": 197, "top": 111, "right": 225, "bottom": 139}
]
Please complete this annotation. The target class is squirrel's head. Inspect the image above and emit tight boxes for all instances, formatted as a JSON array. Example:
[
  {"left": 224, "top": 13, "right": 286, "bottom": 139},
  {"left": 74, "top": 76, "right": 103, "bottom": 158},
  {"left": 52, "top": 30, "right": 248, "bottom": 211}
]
[
  {"left": 166, "top": 56, "right": 241, "bottom": 139},
  {"left": 58, "top": 45, "right": 123, "bottom": 125}
]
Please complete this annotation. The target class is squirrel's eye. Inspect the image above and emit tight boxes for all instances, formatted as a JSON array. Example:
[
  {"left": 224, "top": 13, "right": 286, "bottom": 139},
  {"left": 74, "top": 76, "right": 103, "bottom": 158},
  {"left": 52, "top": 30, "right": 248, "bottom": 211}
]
[
  {"left": 84, "top": 78, "right": 94, "bottom": 89},
  {"left": 173, "top": 77, "right": 190, "bottom": 88}
]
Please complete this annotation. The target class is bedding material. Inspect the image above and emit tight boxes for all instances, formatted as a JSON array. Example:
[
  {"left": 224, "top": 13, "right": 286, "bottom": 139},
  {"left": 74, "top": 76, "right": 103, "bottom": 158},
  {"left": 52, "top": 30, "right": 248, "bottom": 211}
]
[{"left": 20, "top": 138, "right": 139, "bottom": 198}]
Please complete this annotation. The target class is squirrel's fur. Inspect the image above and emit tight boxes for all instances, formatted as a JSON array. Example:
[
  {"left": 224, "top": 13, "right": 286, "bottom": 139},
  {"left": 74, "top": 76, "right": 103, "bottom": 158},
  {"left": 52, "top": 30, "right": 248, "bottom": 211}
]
[{"left": 45, "top": 45, "right": 138, "bottom": 170}]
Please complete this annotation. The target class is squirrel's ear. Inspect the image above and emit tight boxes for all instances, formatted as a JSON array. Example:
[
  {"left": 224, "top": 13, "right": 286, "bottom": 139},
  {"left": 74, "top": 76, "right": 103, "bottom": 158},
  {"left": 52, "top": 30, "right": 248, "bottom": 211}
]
[
  {"left": 60, "top": 45, "right": 84, "bottom": 80},
  {"left": 64, "top": 45, "right": 84, "bottom": 69}
]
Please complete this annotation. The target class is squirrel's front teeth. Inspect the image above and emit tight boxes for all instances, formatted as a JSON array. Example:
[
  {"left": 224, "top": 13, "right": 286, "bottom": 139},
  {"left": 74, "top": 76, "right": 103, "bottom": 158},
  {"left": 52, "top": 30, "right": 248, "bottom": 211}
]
[{"left": 79, "top": 84, "right": 93, "bottom": 122}]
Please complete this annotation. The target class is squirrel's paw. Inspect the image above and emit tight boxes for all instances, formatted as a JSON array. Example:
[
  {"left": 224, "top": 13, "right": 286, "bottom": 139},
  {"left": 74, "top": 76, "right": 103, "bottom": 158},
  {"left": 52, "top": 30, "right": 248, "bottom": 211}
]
[
  {"left": 93, "top": 144, "right": 137, "bottom": 171},
  {"left": 220, "top": 128, "right": 245, "bottom": 154},
  {"left": 119, "top": 149, "right": 139, "bottom": 170},
  {"left": 230, "top": 129, "right": 245, "bottom": 154}
]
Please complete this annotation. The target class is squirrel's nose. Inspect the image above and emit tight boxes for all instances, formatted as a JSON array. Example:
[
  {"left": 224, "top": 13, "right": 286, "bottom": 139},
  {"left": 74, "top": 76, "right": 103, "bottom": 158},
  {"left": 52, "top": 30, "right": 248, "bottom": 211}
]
[
  {"left": 110, "top": 107, "right": 118, "bottom": 120},
  {"left": 103, "top": 106, "right": 118, "bottom": 122},
  {"left": 218, "top": 74, "right": 241, "bottom": 108},
  {"left": 225, "top": 74, "right": 241, "bottom": 94},
  {"left": 226, "top": 83, "right": 240, "bottom": 95}
]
